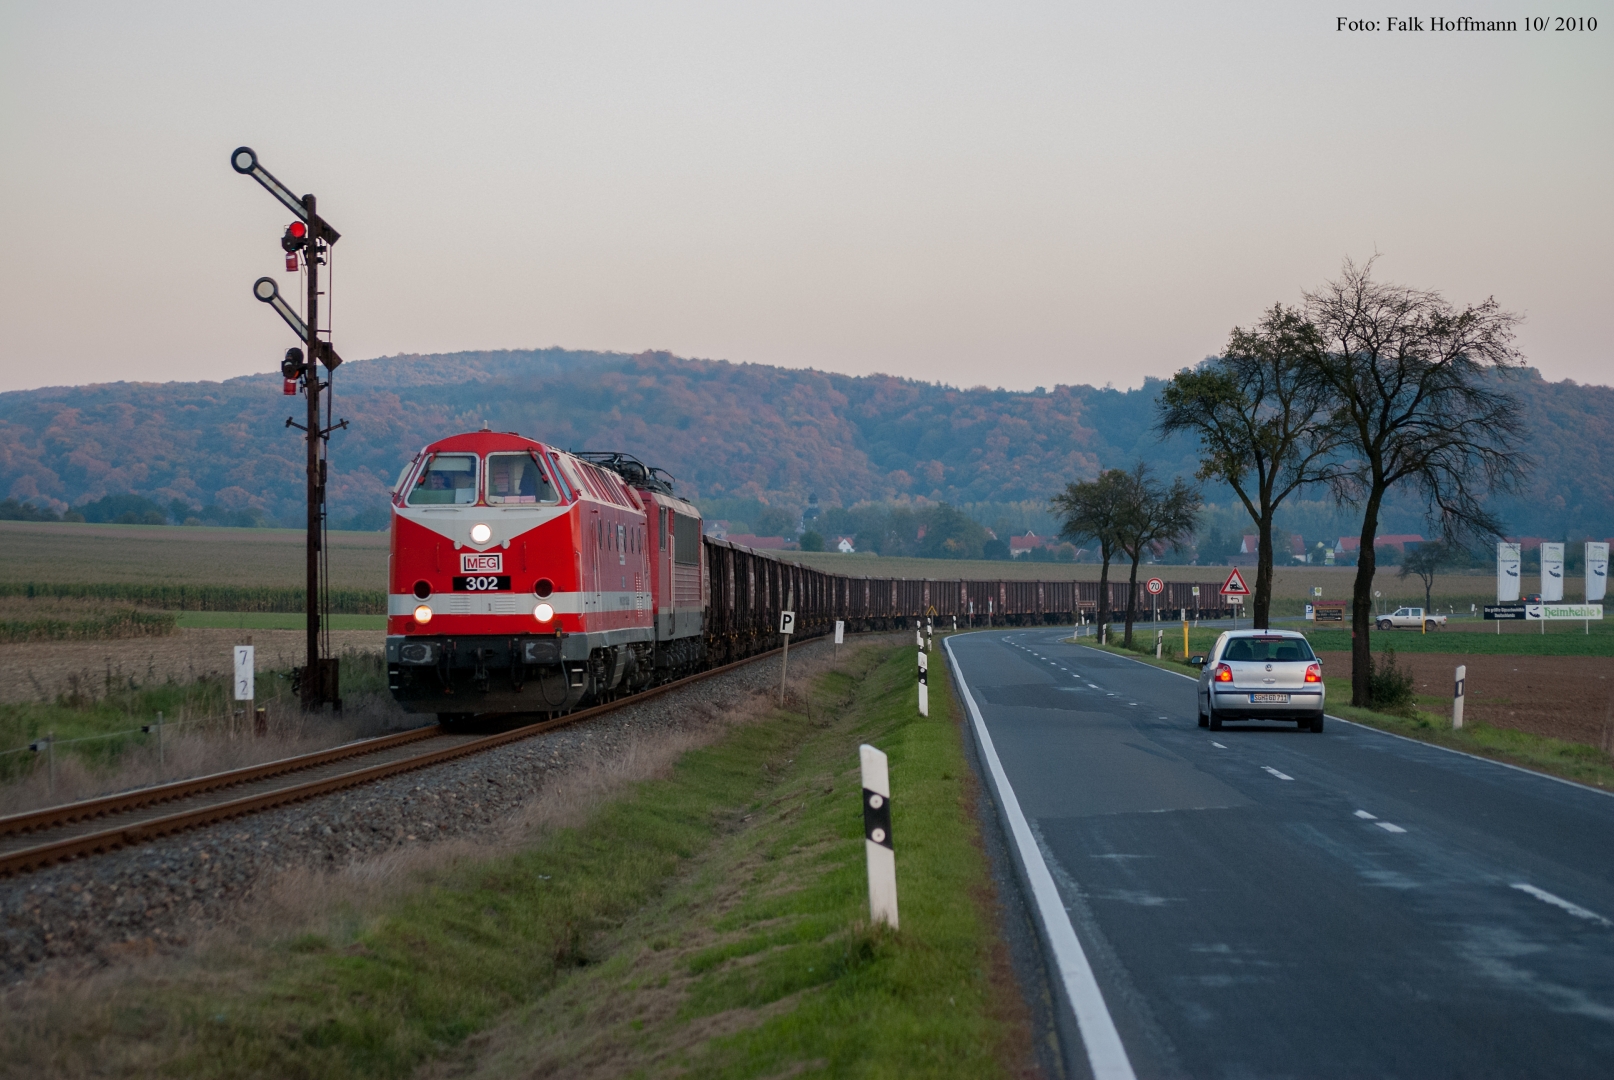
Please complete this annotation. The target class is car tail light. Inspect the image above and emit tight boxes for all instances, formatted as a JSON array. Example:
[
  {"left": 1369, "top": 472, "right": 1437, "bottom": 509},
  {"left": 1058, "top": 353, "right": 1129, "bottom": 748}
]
[
  {"left": 1214, "top": 663, "right": 1233, "bottom": 683},
  {"left": 1305, "top": 663, "right": 1322, "bottom": 683}
]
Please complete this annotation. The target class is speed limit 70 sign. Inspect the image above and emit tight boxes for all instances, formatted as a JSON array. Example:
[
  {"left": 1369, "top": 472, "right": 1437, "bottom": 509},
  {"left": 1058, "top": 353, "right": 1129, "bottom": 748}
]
[{"left": 1146, "top": 577, "right": 1165, "bottom": 595}]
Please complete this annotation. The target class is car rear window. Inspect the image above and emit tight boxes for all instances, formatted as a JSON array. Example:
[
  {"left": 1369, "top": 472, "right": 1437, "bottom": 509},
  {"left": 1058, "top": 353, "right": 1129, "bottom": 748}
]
[{"left": 1222, "top": 637, "right": 1315, "bottom": 662}]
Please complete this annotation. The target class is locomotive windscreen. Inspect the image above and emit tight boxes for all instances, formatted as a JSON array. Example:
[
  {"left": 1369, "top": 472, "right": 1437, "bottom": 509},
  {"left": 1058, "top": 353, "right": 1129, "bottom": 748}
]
[{"left": 674, "top": 513, "right": 700, "bottom": 565}]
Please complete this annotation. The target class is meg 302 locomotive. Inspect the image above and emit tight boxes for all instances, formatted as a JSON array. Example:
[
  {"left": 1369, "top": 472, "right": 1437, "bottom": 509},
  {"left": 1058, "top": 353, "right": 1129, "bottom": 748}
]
[{"left": 387, "top": 429, "right": 704, "bottom": 720}]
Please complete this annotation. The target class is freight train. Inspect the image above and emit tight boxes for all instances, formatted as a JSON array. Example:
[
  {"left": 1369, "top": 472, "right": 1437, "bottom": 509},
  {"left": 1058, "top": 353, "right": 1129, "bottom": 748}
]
[{"left": 385, "top": 429, "right": 1231, "bottom": 720}]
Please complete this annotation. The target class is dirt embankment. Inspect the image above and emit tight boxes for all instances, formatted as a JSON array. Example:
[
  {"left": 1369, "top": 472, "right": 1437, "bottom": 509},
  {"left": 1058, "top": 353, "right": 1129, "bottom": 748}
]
[
  {"left": 0, "top": 628, "right": 386, "bottom": 704},
  {"left": 1318, "top": 651, "right": 1614, "bottom": 746}
]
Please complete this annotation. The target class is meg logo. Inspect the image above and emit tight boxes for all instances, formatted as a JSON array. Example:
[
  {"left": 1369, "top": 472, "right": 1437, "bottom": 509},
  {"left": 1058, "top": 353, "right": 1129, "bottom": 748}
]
[{"left": 461, "top": 552, "right": 502, "bottom": 573}]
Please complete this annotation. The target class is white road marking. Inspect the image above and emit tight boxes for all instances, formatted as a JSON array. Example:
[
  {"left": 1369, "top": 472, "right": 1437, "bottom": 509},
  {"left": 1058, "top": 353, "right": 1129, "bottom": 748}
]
[
  {"left": 1375, "top": 822, "right": 1407, "bottom": 834},
  {"left": 1262, "top": 766, "right": 1294, "bottom": 781},
  {"left": 945, "top": 638, "right": 1138, "bottom": 1080},
  {"left": 1212, "top": 742, "right": 1227, "bottom": 748},
  {"left": 1354, "top": 810, "right": 1378, "bottom": 820},
  {"left": 1512, "top": 883, "right": 1613, "bottom": 927}
]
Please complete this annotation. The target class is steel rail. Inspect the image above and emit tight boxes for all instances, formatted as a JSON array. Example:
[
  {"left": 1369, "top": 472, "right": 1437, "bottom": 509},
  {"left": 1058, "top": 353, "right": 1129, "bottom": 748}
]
[
  {"left": 0, "top": 643, "right": 790, "bottom": 877},
  {"left": 0, "top": 725, "right": 445, "bottom": 840}
]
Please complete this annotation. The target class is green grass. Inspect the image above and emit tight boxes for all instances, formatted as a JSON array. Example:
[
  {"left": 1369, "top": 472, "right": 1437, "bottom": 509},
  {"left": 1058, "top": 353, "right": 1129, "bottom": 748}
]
[
  {"left": 1304, "top": 623, "right": 1614, "bottom": 656},
  {"left": 0, "top": 581, "right": 387, "bottom": 615},
  {"left": 1076, "top": 640, "right": 1614, "bottom": 792},
  {"left": 8, "top": 642, "right": 1018, "bottom": 1078},
  {"left": 1084, "top": 618, "right": 1613, "bottom": 659},
  {"left": 0, "top": 607, "right": 176, "bottom": 643},
  {"left": 0, "top": 652, "right": 392, "bottom": 780},
  {"left": 174, "top": 611, "right": 387, "bottom": 631}
]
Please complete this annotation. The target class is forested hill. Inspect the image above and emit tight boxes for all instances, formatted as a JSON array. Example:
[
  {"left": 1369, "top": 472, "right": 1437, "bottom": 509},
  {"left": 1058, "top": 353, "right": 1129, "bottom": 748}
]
[{"left": 0, "top": 348, "right": 1609, "bottom": 539}]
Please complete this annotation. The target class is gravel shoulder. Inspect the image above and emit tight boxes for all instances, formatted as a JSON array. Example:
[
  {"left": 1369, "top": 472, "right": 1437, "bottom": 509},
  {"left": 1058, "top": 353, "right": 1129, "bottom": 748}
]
[{"left": 0, "top": 639, "right": 839, "bottom": 985}]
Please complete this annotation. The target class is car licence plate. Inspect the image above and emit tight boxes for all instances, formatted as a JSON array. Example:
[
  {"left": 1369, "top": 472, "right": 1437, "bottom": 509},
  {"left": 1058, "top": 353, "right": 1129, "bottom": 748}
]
[{"left": 1250, "top": 693, "right": 1290, "bottom": 704}]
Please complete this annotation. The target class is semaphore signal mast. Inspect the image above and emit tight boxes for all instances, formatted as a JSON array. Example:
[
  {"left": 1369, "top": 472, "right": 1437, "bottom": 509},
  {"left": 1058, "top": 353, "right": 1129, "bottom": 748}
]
[{"left": 231, "top": 146, "right": 348, "bottom": 712}]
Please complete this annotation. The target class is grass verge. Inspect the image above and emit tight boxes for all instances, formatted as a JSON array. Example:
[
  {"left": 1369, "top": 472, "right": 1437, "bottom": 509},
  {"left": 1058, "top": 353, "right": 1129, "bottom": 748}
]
[
  {"left": 1076, "top": 639, "right": 1614, "bottom": 792},
  {"left": 3, "top": 641, "right": 1026, "bottom": 1079},
  {"left": 174, "top": 611, "right": 387, "bottom": 631},
  {"left": 0, "top": 651, "right": 394, "bottom": 783}
]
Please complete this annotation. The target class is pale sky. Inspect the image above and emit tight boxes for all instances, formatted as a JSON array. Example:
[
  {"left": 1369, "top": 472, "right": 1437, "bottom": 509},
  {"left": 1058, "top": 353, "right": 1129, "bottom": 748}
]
[{"left": 1, "top": 2, "right": 1608, "bottom": 395}]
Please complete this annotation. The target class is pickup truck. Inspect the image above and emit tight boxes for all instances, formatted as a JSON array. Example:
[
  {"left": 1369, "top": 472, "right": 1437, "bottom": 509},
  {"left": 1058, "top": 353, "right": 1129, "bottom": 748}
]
[{"left": 1377, "top": 606, "right": 1447, "bottom": 631}]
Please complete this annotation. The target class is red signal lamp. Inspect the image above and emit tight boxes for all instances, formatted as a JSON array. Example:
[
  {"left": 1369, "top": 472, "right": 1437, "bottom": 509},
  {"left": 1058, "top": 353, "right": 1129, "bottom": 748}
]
[
  {"left": 285, "top": 252, "right": 299, "bottom": 271},
  {"left": 283, "top": 378, "right": 298, "bottom": 396},
  {"left": 281, "top": 220, "right": 308, "bottom": 254}
]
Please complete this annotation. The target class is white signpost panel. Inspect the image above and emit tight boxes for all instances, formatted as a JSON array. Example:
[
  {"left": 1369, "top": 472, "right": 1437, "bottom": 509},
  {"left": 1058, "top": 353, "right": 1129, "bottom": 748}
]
[
  {"left": 1541, "top": 543, "right": 1565, "bottom": 603},
  {"left": 1587, "top": 542, "right": 1609, "bottom": 603},
  {"left": 834, "top": 620, "right": 845, "bottom": 645},
  {"left": 233, "top": 646, "right": 255, "bottom": 701},
  {"left": 1497, "top": 542, "right": 1521, "bottom": 602}
]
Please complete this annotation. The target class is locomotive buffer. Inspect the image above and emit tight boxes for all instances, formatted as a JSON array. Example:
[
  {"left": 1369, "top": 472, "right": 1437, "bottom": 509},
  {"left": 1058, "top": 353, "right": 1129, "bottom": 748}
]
[{"left": 232, "top": 146, "right": 347, "bottom": 711}]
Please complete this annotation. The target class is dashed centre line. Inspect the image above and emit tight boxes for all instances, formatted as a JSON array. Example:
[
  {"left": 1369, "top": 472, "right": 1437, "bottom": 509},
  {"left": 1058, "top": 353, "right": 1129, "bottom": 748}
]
[
  {"left": 1354, "top": 810, "right": 1377, "bottom": 819},
  {"left": 1261, "top": 766, "right": 1294, "bottom": 781},
  {"left": 1375, "top": 822, "right": 1407, "bottom": 834},
  {"left": 1211, "top": 742, "right": 1227, "bottom": 749}
]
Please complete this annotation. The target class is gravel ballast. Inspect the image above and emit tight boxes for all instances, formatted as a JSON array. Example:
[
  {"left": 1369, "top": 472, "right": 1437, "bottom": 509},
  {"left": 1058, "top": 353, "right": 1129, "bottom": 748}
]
[{"left": 0, "top": 641, "right": 833, "bottom": 983}]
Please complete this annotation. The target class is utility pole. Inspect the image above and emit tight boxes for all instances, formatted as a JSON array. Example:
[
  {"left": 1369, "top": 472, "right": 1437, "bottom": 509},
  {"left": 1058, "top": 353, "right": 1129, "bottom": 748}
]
[{"left": 233, "top": 147, "right": 347, "bottom": 711}]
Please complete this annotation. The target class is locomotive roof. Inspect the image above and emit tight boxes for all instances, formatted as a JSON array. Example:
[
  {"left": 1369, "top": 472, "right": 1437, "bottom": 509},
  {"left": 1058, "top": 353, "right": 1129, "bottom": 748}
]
[{"left": 418, "top": 430, "right": 548, "bottom": 455}]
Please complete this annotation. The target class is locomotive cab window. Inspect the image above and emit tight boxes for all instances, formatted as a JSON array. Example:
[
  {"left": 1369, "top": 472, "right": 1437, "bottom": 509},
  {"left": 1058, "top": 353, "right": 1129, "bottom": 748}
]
[
  {"left": 486, "top": 453, "right": 556, "bottom": 505},
  {"left": 407, "top": 454, "right": 478, "bottom": 505}
]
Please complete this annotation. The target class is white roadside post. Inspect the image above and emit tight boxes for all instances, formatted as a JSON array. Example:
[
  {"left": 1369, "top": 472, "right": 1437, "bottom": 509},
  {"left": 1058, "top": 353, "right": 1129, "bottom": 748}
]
[
  {"left": 1452, "top": 664, "right": 1467, "bottom": 730},
  {"left": 916, "top": 623, "right": 923, "bottom": 650},
  {"left": 917, "top": 649, "right": 929, "bottom": 717},
  {"left": 834, "top": 618, "right": 845, "bottom": 660},
  {"left": 778, "top": 609, "right": 795, "bottom": 705},
  {"left": 233, "top": 643, "right": 255, "bottom": 739},
  {"left": 1155, "top": 629, "right": 1163, "bottom": 658},
  {"left": 926, "top": 616, "right": 933, "bottom": 652},
  {"left": 860, "top": 744, "right": 899, "bottom": 928}
]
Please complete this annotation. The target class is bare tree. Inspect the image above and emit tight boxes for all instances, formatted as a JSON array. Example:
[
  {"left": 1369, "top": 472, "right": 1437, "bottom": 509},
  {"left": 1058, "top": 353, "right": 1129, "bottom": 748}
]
[
  {"left": 1398, "top": 540, "right": 1453, "bottom": 612},
  {"left": 1114, "top": 463, "right": 1203, "bottom": 647},
  {"left": 1306, "top": 259, "right": 1528, "bottom": 707},
  {"left": 1158, "top": 305, "right": 1342, "bottom": 629},
  {"left": 1051, "top": 470, "right": 1129, "bottom": 636}
]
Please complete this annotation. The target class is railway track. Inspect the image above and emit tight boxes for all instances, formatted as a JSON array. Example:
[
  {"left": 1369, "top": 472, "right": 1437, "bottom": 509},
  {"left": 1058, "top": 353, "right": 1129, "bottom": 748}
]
[{"left": 0, "top": 646, "right": 788, "bottom": 877}]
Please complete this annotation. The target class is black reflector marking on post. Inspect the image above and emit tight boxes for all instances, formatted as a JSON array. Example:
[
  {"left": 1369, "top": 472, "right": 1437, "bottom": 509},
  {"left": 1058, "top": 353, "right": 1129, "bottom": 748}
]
[{"left": 863, "top": 788, "right": 893, "bottom": 849}]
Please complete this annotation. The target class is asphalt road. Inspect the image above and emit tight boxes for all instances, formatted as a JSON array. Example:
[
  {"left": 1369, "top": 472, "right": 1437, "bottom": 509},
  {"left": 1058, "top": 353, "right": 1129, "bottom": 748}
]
[{"left": 948, "top": 628, "right": 1614, "bottom": 1080}]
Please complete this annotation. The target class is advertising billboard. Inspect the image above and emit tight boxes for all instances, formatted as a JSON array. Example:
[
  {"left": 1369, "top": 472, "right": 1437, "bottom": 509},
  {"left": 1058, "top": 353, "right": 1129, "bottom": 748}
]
[
  {"left": 1496, "top": 542, "right": 1521, "bottom": 602},
  {"left": 1540, "top": 542, "right": 1565, "bottom": 603}
]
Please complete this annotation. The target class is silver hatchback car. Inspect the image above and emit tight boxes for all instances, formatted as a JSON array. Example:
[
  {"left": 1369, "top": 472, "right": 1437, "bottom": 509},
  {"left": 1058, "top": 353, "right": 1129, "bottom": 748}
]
[{"left": 1190, "top": 630, "right": 1325, "bottom": 732}]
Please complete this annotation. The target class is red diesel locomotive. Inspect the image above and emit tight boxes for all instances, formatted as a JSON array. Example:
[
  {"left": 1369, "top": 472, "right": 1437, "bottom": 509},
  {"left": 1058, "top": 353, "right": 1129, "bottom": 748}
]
[
  {"left": 387, "top": 430, "right": 705, "bottom": 719},
  {"left": 386, "top": 429, "right": 1240, "bottom": 721}
]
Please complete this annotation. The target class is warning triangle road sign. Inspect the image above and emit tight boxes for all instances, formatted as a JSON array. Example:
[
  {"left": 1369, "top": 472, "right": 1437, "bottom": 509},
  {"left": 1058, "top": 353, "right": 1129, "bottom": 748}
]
[{"left": 1220, "top": 567, "right": 1251, "bottom": 596}]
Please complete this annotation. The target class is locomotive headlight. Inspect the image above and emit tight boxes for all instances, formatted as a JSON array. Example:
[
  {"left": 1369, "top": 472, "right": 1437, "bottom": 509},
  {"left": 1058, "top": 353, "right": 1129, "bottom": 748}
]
[
  {"left": 534, "top": 602, "right": 555, "bottom": 623},
  {"left": 470, "top": 523, "right": 491, "bottom": 543},
  {"left": 414, "top": 604, "right": 433, "bottom": 624}
]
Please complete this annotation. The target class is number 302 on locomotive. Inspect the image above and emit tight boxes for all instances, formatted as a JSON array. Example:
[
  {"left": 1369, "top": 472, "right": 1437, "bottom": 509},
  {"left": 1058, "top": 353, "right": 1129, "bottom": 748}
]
[{"left": 453, "top": 575, "right": 511, "bottom": 592}]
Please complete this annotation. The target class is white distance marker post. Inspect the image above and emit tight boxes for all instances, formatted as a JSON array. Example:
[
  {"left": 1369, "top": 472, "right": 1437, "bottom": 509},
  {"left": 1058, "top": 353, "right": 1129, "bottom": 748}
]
[
  {"left": 1452, "top": 664, "right": 1467, "bottom": 730},
  {"left": 834, "top": 618, "right": 845, "bottom": 660},
  {"left": 918, "top": 649, "right": 929, "bottom": 717},
  {"left": 233, "top": 643, "right": 255, "bottom": 736},
  {"left": 778, "top": 610, "right": 795, "bottom": 705},
  {"left": 860, "top": 744, "right": 898, "bottom": 929}
]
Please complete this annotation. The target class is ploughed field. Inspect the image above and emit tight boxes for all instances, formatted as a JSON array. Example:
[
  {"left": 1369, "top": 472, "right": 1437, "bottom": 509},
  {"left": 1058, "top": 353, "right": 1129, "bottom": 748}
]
[
  {"left": 5, "top": 519, "right": 1505, "bottom": 607},
  {"left": 1316, "top": 650, "right": 1614, "bottom": 748},
  {"left": 0, "top": 520, "right": 388, "bottom": 590}
]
